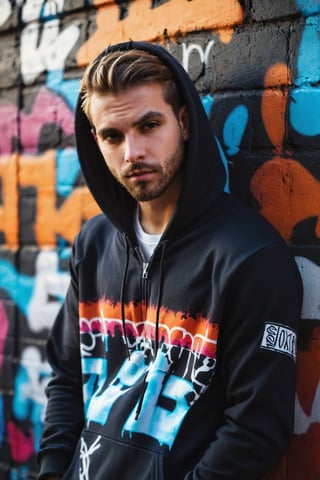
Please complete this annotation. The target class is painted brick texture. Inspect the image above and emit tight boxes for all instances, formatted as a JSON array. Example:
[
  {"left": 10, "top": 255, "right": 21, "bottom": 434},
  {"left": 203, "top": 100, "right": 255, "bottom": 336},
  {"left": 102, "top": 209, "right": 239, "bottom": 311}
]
[{"left": 0, "top": 1, "right": 319, "bottom": 478}]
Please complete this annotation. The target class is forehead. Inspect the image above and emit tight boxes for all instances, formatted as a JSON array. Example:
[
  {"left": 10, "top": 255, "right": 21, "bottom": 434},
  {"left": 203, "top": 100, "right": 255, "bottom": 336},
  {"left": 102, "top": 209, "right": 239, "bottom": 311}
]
[{"left": 90, "top": 83, "right": 172, "bottom": 127}]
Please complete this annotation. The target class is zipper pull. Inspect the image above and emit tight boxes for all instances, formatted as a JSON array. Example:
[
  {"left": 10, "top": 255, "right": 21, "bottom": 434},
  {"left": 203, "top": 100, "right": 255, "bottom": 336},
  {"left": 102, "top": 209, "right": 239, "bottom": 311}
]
[
  {"left": 142, "top": 262, "right": 149, "bottom": 279},
  {"left": 134, "top": 247, "right": 150, "bottom": 279}
]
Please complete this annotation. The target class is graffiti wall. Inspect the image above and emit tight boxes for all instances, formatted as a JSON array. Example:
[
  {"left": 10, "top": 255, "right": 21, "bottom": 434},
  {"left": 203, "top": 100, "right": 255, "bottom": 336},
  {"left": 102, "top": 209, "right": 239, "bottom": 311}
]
[{"left": 0, "top": 0, "right": 319, "bottom": 478}]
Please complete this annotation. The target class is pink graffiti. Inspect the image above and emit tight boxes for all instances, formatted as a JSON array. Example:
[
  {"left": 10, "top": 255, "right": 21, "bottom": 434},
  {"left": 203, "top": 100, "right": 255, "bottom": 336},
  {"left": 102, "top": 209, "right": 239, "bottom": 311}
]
[
  {"left": 80, "top": 315, "right": 217, "bottom": 358},
  {"left": 0, "top": 87, "right": 74, "bottom": 155},
  {"left": 8, "top": 420, "right": 34, "bottom": 463},
  {"left": 0, "top": 301, "right": 9, "bottom": 371}
]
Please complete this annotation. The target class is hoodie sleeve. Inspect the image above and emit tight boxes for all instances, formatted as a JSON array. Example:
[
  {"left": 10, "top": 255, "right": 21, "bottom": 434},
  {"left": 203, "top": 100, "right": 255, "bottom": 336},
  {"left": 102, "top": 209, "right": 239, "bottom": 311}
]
[
  {"left": 37, "top": 245, "right": 84, "bottom": 479},
  {"left": 185, "top": 244, "right": 302, "bottom": 480}
]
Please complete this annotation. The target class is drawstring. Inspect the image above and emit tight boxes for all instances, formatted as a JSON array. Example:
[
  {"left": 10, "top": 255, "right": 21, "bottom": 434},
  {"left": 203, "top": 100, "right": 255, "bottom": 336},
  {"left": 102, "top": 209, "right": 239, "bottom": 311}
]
[
  {"left": 119, "top": 234, "right": 168, "bottom": 420},
  {"left": 135, "top": 241, "right": 167, "bottom": 420},
  {"left": 134, "top": 371, "right": 148, "bottom": 420},
  {"left": 120, "top": 233, "right": 131, "bottom": 360},
  {"left": 154, "top": 241, "right": 167, "bottom": 357}
]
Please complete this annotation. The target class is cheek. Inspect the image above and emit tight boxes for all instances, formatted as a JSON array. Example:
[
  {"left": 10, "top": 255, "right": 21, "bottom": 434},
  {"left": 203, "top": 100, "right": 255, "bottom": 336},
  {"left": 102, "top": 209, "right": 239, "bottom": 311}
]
[
  {"left": 98, "top": 144, "right": 121, "bottom": 167},
  {"left": 101, "top": 152, "right": 124, "bottom": 178}
]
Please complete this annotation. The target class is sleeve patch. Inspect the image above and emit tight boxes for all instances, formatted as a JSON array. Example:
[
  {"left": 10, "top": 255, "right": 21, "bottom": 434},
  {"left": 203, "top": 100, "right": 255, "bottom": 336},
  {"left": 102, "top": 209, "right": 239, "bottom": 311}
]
[{"left": 260, "top": 322, "right": 296, "bottom": 360}]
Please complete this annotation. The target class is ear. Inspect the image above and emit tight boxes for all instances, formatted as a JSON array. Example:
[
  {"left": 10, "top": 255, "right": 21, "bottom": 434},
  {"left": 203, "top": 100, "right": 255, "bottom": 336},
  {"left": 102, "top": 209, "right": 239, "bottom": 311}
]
[
  {"left": 91, "top": 127, "right": 98, "bottom": 143},
  {"left": 178, "top": 105, "right": 189, "bottom": 141}
]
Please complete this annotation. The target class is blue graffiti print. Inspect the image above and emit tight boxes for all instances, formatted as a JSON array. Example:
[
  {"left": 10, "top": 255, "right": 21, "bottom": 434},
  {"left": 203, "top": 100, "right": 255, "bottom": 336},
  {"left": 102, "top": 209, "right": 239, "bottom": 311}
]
[{"left": 290, "top": 2, "right": 320, "bottom": 137}]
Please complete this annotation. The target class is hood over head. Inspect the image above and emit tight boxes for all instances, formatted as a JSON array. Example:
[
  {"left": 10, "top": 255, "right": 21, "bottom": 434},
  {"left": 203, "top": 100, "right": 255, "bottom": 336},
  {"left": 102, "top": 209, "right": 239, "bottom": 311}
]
[{"left": 75, "top": 41, "right": 226, "bottom": 241}]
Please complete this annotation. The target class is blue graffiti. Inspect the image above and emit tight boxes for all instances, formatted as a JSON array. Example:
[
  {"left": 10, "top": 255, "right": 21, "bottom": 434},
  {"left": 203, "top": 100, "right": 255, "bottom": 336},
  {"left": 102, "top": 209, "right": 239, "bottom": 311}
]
[
  {"left": 201, "top": 94, "right": 214, "bottom": 116},
  {"left": 13, "top": 356, "right": 51, "bottom": 452},
  {"left": 0, "top": 250, "right": 69, "bottom": 317},
  {"left": 46, "top": 70, "right": 82, "bottom": 198},
  {"left": 9, "top": 466, "right": 29, "bottom": 480},
  {"left": 0, "top": 260, "right": 34, "bottom": 317},
  {"left": 215, "top": 136, "right": 230, "bottom": 193},
  {"left": 56, "top": 148, "right": 81, "bottom": 198},
  {"left": 201, "top": 94, "right": 231, "bottom": 193},
  {"left": 296, "top": 0, "right": 320, "bottom": 16},
  {"left": 123, "top": 351, "right": 193, "bottom": 449},
  {"left": 290, "top": 5, "right": 320, "bottom": 137},
  {"left": 223, "top": 105, "right": 249, "bottom": 156},
  {"left": 46, "top": 70, "right": 80, "bottom": 111},
  {"left": 84, "top": 350, "right": 146, "bottom": 425}
]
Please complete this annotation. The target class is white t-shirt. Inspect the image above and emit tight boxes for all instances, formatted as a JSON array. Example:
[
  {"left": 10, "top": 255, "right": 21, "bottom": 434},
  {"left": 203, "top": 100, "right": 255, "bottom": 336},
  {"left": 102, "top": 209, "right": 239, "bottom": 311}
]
[{"left": 134, "top": 208, "right": 161, "bottom": 261}]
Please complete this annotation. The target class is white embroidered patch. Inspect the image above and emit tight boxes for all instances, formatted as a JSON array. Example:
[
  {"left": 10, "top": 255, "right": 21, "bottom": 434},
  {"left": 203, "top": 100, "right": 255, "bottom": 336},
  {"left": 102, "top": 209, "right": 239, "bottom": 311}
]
[{"left": 261, "top": 323, "right": 297, "bottom": 360}]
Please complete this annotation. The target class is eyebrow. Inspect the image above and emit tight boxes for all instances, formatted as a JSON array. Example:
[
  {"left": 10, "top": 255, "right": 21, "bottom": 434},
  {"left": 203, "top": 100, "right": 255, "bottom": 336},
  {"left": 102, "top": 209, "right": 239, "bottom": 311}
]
[
  {"left": 132, "top": 111, "right": 165, "bottom": 128},
  {"left": 97, "top": 111, "right": 165, "bottom": 137}
]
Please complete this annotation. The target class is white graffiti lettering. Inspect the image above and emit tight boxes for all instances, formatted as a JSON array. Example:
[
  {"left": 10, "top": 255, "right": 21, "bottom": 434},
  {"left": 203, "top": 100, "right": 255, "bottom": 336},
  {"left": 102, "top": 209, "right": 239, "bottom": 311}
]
[
  {"left": 27, "top": 250, "right": 69, "bottom": 332},
  {"left": 261, "top": 322, "right": 297, "bottom": 360},
  {"left": 20, "top": 0, "right": 79, "bottom": 84},
  {"left": 0, "top": 0, "right": 12, "bottom": 26},
  {"left": 182, "top": 40, "right": 215, "bottom": 73},
  {"left": 80, "top": 435, "right": 101, "bottom": 480}
]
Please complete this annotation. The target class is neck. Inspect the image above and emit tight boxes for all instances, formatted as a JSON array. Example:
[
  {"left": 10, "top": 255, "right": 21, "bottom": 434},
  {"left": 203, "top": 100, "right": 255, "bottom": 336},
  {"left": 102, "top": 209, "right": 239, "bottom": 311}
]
[
  {"left": 138, "top": 202, "right": 175, "bottom": 234},
  {"left": 138, "top": 175, "right": 181, "bottom": 235}
]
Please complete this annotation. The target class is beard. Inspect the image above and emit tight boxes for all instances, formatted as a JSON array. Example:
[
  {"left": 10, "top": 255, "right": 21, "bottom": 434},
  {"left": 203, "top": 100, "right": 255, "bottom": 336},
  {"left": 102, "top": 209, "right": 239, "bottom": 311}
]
[{"left": 110, "top": 132, "right": 186, "bottom": 202}]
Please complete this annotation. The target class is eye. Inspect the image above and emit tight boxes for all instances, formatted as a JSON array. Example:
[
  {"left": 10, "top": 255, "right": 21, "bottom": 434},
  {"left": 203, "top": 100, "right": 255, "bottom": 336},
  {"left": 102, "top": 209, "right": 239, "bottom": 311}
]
[
  {"left": 141, "top": 121, "right": 160, "bottom": 132},
  {"left": 100, "top": 130, "right": 123, "bottom": 145}
]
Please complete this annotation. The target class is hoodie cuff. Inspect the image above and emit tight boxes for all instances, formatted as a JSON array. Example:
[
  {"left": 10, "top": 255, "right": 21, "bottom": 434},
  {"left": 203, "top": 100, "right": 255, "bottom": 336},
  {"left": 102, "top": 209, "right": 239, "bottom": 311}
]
[{"left": 37, "top": 450, "right": 70, "bottom": 479}]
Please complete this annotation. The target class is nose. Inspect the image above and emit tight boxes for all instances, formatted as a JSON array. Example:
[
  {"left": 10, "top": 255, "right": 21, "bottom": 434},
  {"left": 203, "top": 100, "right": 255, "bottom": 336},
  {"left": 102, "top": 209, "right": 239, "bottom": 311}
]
[{"left": 124, "top": 133, "right": 145, "bottom": 163}]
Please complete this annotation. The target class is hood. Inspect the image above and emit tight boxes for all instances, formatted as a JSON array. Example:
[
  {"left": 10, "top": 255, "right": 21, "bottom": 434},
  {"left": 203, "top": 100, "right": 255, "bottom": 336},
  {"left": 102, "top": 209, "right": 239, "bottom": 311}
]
[{"left": 75, "top": 41, "right": 226, "bottom": 241}]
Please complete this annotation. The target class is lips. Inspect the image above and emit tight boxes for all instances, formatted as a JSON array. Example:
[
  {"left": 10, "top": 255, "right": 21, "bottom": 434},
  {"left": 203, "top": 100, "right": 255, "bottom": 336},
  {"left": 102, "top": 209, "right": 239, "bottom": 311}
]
[
  {"left": 125, "top": 166, "right": 157, "bottom": 180},
  {"left": 127, "top": 172, "right": 156, "bottom": 184},
  {"left": 128, "top": 170, "right": 153, "bottom": 177}
]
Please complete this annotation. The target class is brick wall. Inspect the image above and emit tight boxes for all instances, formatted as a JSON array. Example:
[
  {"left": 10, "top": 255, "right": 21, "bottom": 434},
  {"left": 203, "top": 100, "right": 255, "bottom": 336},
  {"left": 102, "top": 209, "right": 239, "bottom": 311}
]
[{"left": 0, "top": 1, "right": 319, "bottom": 478}]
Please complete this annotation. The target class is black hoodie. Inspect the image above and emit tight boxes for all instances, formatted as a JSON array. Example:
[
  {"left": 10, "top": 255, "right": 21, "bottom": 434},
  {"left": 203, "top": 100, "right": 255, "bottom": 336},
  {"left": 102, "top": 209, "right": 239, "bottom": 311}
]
[{"left": 38, "top": 41, "right": 302, "bottom": 480}]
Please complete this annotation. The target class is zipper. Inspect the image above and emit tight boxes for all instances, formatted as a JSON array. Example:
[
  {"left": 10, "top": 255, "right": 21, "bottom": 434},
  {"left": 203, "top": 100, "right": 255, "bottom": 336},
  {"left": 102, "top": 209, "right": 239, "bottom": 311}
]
[
  {"left": 135, "top": 247, "right": 151, "bottom": 280},
  {"left": 142, "top": 261, "right": 149, "bottom": 279},
  {"left": 135, "top": 247, "right": 150, "bottom": 319}
]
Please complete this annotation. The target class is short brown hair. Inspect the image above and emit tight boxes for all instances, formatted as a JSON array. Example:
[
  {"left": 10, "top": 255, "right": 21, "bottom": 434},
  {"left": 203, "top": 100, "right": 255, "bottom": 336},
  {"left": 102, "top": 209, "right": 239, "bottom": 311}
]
[{"left": 80, "top": 48, "right": 182, "bottom": 124}]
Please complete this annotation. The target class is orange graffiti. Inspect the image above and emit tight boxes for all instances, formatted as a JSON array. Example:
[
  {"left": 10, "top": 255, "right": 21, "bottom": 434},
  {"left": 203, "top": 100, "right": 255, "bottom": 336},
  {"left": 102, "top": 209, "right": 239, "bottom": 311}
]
[
  {"left": 80, "top": 299, "right": 218, "bottom": 357},
  {"left": 261, "top": 63, "right": 291, "bottom": 153},
  {"left": 251, "top": 64, "right": 320, "bottom": 242},
  {"left": 251, "top": 64, "right": 320, "bottom": 480},
  {"left": 19, "top": 150, "right": 100, "bottom": 245},
  {"left": 80, "top": 298, "right": 215, "bottom": 338},
  {"left": 0, "top": 154, "right": 19, "bottom": 247},
  {"left": 288, "top": 332, "right": 320, "bottom": 479},
  {"left": 263, "top": 333, "right": 320, "bottom": 480},
  {"left": 77, "top": 0, "right": 243, "bottom": 65},
  {"left": 251, "top": 158, "right": 320, "bottom": 242}
]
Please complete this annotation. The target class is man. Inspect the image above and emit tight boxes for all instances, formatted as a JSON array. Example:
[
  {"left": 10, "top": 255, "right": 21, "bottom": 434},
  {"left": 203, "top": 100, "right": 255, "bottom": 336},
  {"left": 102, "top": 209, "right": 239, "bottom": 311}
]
[{"left": 38, "top": 41, "right": 302, "bottom": 479}]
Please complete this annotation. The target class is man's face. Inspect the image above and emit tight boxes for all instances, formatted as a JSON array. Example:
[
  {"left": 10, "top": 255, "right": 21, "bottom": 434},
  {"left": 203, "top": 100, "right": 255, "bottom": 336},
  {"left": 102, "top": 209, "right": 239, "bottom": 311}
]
[{"left": 90, "top": 83, "right": 189, "bottom": 203}]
